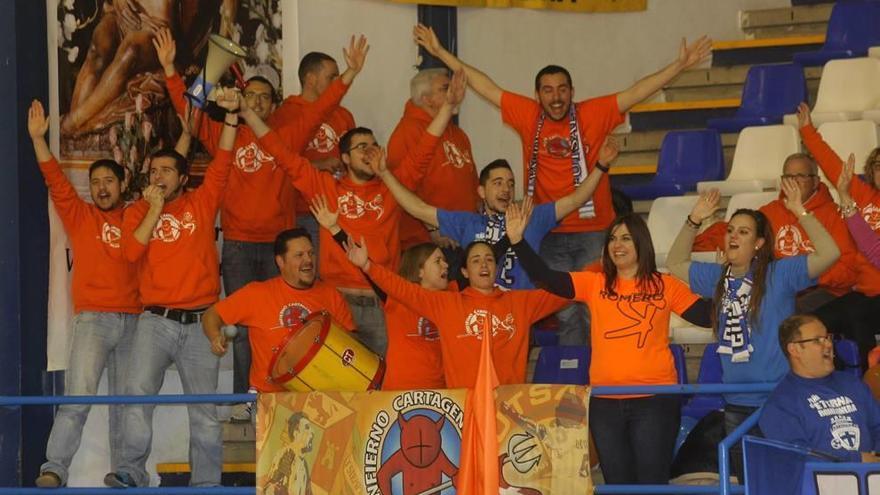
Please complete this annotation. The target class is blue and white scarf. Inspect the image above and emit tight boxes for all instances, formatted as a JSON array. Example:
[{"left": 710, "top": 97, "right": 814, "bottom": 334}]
[{"left": 717, "top": 265, "right": 755, "bottom": 363}]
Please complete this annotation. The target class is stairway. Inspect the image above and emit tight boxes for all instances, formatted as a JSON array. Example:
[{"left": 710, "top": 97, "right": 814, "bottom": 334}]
[{"left": 157, "top": 421, "right": 256, "bottom": 487}]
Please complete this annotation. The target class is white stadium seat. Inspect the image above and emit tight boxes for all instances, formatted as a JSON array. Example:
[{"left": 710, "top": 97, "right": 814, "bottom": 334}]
[
  {"left": 724, "top": 191, "right": 778, "bottom": 220},
  {"left": 815, "top": 120, "right": 880, "bottom": 185},
  {"left": 784, "top": 58, "right": 880, "bottom": 126}
]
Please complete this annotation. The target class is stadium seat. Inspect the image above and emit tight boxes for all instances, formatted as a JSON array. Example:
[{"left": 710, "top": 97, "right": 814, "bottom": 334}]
[
  {"left": 785, "top": 58, "right": 880, "bottom": 126},
  {"left": 670, "top": 343, "right": 688, "bottom": 385},
  {"left": 707, "top": 64, "right": 807, "bottom": 133},
  {"left": 725, "top": 191, "right": 779, "bottom": 221},
  {"left": 681, "top": 343, "right": 725, "bottom": 422},
  {"left": 697, "top": 125, "right": 800, "bottom": 195},
  {"left": 618, "top": 130, "right": 725, "bottom": 200},
  {"left": 532, "top": 345, "right": 589, "bottom": 385},
  {"left": 793, "top": 0, "right": 880, "bottom": 67},
  {"left": 835, "top": 338, "right": 862, "bottom": 379},
  {"left": 647, "top": 195, "right": 699, "bottom": 268},
  {"left": 815, "top": 121, "right": 880, "bottom": 180}
]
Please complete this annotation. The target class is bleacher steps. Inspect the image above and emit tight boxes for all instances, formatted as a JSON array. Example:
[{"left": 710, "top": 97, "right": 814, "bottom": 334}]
[
  {"left": 740, "top": 3, "right": 833, "bottom": 39},
  {"left": 664, "top": 65, "right": 822, "bottom": 103}
]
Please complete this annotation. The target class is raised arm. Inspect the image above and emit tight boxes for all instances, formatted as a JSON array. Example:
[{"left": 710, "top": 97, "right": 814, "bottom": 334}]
[
  {"left": 779, "top": 178, "right": 840, "bottom": 278},
  {"left": 555, "top": 136, "right": 617, "bottom": 220},
  {"left": 372, "top": 147, "right": 439, "bottom": 227},
  {"left": 506, "top": 198, "right": 576, "bottom": 298},
  {"left": 192, "top": 87, "right": 240, "bottom": 209},
  {"left": 667, "top": 189, "right": 721, "bottom": 281},
  {"left": 838, "top": 156, "right": 880, "bottom": 268},
  {"left": 414, "top": 24, "right": 503, "bottom": 107},
  {"left": 616, "top": 36, "right": 712, "bottom": 113}
]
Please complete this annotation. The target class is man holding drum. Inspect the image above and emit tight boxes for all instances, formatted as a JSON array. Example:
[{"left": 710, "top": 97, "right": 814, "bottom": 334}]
[{"left": 202, "top": 228, "right": 355, "bottom": 393}]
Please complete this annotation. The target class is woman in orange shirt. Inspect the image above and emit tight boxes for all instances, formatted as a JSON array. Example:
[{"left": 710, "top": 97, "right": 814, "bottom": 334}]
[{"left": 506, "top": 199, "right": 711, "bottom": 487}]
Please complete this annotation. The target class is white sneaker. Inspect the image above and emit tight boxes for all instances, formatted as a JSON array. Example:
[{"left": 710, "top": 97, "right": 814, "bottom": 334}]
[{"left": 229, "top": 402, "right": 252, "bottom": 423}]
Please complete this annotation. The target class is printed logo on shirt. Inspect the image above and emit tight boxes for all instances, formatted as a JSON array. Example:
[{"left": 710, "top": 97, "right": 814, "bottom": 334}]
[
  {"left": 542, "top": 135, "right": 572, "bottom": 158},
  {"left": 808, "top": 394, "right": 861, "bottom": 451},
  {"left": 441, "top": 141, "right": 472, "bottom": 169},
  {"left": 407, "top": 317, "right": 440, "bottom": 342},
  {"left": 279, "top": 302, "right": 311, "bottom": 328},
  {"left": 600, "top": 291, "right": 667, "bottom": 348},
  {"left": 235, "top": 142, "right": 275, "bottom": 173},
  {"left": 307, "top": 123, "right": 339, "bottom": 154},
  {"left": 776, "top": 225, "right": 814, "bottom": 257},
  {"left": 337, "top": 191, "right": 385, "bottom": 220},
  {"left": 461, "top": 309, "right": 515, "bottom": 341},
  {"left": 151, "top": 212, "right": 196, "bottom": 242},
  {"left": 100, "top": 222, "right": 122, "bottom": 248},
  {"left": 863, "top": 203, "right": 880, "bottom": 231}
]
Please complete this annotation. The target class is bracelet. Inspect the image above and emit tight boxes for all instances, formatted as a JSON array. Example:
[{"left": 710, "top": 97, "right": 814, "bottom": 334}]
[
  {"left": 224, "top": 120, "right": 239, "bottom": 128},
  {"left": 595, "top": 162, "right": 610, "bottom": 174},
  {"left": 840, "top": 201, "right": 858, "bottom": 218},
  {"left": 225, "top": 108, "right": 240, "bottom": 114},
  {"left": 685, "top": 215, "right": 701, "bottom": 229}
]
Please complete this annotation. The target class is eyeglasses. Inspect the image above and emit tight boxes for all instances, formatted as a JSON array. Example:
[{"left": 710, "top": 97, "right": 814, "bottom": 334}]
[
  {"left": 791, "top": 333, "right": 838, "bottom": 345},
  {"left": 243, "top": 92, "right": 273, "bottom": 102},
  {"left": 781, "top": 173, "right": 818, "bottom": 181},
  {"left": 348, "top": 142, "right": 377, "bottom": 152}
]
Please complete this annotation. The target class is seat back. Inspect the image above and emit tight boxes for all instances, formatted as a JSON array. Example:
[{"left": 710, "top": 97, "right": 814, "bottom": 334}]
[
  {"left": 834, "top": 338, "right": 862, "bottom": 379},
  {"left": 533, "top": 345, "right": 590, "bottom": 385},
  {"left": 669, "top": 343, "right": 688, "bottom": 385},
  {"left": 698, "top": 343, "right": 723, "bottom": 384},
  {"left": 814, "top": 58, "right": 880, "bottom": 114},
  {"left": 823, "top": 0, "right": 880, "bottom": 53},
  {"left": 737, "top": 64, "right": 807, "bottom": 119},
  {"left": 727, "top": 125, "right": 800, "bottom": 182},
  {"left": 654, "top": 130, "right": 725, "bottom": 184},
  {"left": 647, "top": 195, "right": 699, "bottom": 261},
  {"left": 725, "top": 191, "right": 779, "bottom": 221}
]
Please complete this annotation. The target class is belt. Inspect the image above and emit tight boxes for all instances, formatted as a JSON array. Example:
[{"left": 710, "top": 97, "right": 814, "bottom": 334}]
[
  {"left": 145, "top": 306, "right": 206, "bottom": 325},
  {"left": 342, "top": 293, "right": 380, "bottom": 308}
]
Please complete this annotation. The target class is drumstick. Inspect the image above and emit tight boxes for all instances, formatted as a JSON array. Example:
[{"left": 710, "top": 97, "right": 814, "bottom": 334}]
[{"left": 415, "top": 480, "right": 453, "bottom": 495}]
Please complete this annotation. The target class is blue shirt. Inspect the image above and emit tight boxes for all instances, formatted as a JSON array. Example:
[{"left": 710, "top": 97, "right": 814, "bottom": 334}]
[
  {"left": 760, "top": 371, "right": 880, "bottom": 461},
  {"left": 437, "top": 202, "right": 557, "bottom": 290},
  {"left": 689, "top": 256, "right": 815, "bottom": 406}
]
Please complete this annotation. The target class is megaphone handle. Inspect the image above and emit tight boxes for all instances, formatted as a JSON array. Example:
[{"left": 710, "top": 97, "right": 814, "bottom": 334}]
[{"left": 229, "top": 63, "right": 246, "bottom": 90}]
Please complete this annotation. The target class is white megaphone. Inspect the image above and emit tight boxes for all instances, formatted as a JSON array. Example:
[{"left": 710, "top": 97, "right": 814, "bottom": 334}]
[{"left": 186, "top": 34, "right": 247, "bottom": 108}]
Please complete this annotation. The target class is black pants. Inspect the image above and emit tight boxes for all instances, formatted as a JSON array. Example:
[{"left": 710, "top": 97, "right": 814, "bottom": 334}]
[
  {"left": 724, "top": 403, "right": 763, "bottom": 484},
  {"left": 590, "top": 395, "right": 681, "bottom": 488},
  {"left": 814, "top": 292, "right": 880, "bottom": 371}
]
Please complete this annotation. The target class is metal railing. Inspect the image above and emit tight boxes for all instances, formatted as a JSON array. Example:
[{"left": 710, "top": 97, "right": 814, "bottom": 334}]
[{"left": 0, "top": 383, "right": 779, "bottom": 494}]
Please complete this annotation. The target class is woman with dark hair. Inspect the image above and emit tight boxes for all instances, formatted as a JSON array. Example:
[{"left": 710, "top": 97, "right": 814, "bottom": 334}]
[
  {"left": 667, "top": 180, "right": 840, "bottom": 480},
  {"left": 504, "top": 198, "right": 712, "bottom": 487}
]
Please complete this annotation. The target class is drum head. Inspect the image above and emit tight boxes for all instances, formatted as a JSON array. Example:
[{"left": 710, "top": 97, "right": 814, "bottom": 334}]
[{"left": 268, "top": 311, "right": 329, "bottom": 384}]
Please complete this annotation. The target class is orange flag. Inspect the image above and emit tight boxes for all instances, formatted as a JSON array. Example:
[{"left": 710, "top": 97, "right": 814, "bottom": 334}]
[{"left": 457, "top": 314, "right": 500, "bottom": 494}]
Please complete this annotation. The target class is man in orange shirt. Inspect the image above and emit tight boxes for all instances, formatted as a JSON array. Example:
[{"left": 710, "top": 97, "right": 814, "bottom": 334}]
[
  {"left": 202, "top": 228, "right": 355, "bottom": 393},
  {"left": 249, "top": 71, "right": 467, "bottom": 357},
  {"left": 28, "top": 101, "right": 140, "bottom": 488},
  {"left": 105, "top": 89, "right": 241, "bottom": 489},
  {"left": 388, "top": 68, "right": 479, "bottom": 253},
  {"left": 413, "top": 24, "right": 712, "bottom": 346},
  {"left": 154, "top": 30, "right": 367, "bottom": 420}
]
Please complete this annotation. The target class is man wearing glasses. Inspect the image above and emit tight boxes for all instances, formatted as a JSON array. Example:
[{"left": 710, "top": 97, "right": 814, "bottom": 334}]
[
  {"left": 758, "top": 153, "right": 877, "bottom": 370},
  {"left": 760, "top": 314, "right": 880, "bottom": 463}
]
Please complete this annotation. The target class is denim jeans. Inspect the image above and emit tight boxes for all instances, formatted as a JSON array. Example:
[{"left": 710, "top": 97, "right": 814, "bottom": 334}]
[
  {"left": 724, "top": 404, "right": 762, "bottom": 484},
  {"left": 221, "top": 239, "right": 276, "bottom": 394},
  {"left": 343, "top": 293, "right": 388, "bottom": 357},
  {"left": 41, "top": 312, "right": 137, "bottom": 484},
  {"left": 117, "top": 312, "right": 221, "bottom": 487},
  {"left": 540, "top": 231, "right": 605, "bottom": 345},
  {"left": 590, "top": 395, "right": 681, "bottom": 486}
]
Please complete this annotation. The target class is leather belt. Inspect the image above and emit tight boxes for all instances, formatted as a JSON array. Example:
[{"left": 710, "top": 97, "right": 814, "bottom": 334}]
[{"left": 145, "top": 306, "right": 206, "bottom": 325}]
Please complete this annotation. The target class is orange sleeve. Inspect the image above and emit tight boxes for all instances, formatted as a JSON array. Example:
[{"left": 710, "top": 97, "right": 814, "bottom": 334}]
[
  {"left": 570, "top": 270, "right": 601, "bottom": 303},
  {"left": 328, "top": 288, "right": 356, "bottom": 331},
  {"left": 390, "top": 131, "right": 441, "bottom": 190},
  {"left": 579, "top": 94, "right": 626, "bottom": 139},
  {"left": 365, "top": 263, "right": 450, "bottom": 324},
  {"left": 191, "top": 148, "right": 233, "bottom": 211},
  {"left": 165, "top": 73, "right": 221, "bottom": 155},
  {"left": 801, "top": 125, "right": 877, "bottom": 209},
  {"left": 662, "top": 274, "right": 700, "bottom": 315},
  {"left": 500, "top": 91, "right": 539, "bottom": 136},
  {"left": 214, "top": 282, "right": 260, "bottom": 326},
  {"left": 258, "top": 129, "right": 323, "bottom": 200},
  {"left": 122, "top": 201, "right": 149, "bottom": 262},
  {"left": 276, "top": 79, "right": 350, "bottom": 153},
  {"left": 38, "top": 157, "right": 89, "bottom": 230}
]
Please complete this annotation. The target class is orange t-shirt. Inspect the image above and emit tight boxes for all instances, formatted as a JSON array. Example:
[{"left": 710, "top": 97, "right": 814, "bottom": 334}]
[
  {"left": 166, "top": 74, "right": 350, "bottom": 242},
  {"left": 501, "top": 91, "right": 625, "bottom": 234},
  {"left": 367, "top": 263, "right": 569, "bottom": 388},
  {"left": 388, "top": 101, "right": 480, "bottom": 249},
  {"left": 760, "top": 183, "right": 870, "bottom": 296},
  {"left": 570, "top": 271, "right": 698, "bottom": 395},
  {"left": 213, "top": 277, "right": 355, "bottom": 392},
  {"left": 259, "top": 129, "right": 437, "bottom": 289},
  {"left": 274, "top": 94, "right": 356, "bottom": 215},
  {"left": 40, "top": 158, "right": 140, "bottom": 314},
  {"left": 381, "top": 297, "right": 445, "bottom": 390},
  {"left": 122, "top": 150, "right": 231, "bottom": 309}
]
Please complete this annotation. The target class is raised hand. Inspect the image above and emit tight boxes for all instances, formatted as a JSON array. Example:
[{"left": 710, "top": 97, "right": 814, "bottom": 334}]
[
  {"left": 598, "top": 136, "right": 619, "bottom": 166},
  {"left": 413, "top": 24, "right": 443, "bottom": 57},
  {"left": 836, "top": 153, "right": 856, "bottom": 204},
  {"left": 506, "top": 195, "right": 534, "bottom": 244},
  {"left": 28, "top": 100, "right": 49, "bottom": 139},
  {"left": 152, "top": 28, "right": 176, "bottom": 76},
  {"left": 676, "top": 36, "right": 712, "bottom": 71},
  {"left": 796, "top": 102, "right": 812, "bottom": 129},
  {"left": 309, "top": 195, "right": 339, "bottom": 231},
  {"left": 344, "top": 235, "right": 370, "bottom": 269},
  {"left": 446, "top": 69, "right": 467, "bottom": 108},
  {"left": 365, "top": 146, "right": 388, "bottom": 176},
  {"left": 343, "top": 34, "right": 369, "bottom": 75},
  {"left": 781, "top": 177, "right": 806, "bottom": 216},
  {"left": 214, "top": 86, "right": 242, "bottom": 112},
  {"left": 690, "top": 188, "right": 721, "bottom": 223},
  {"left": 142, "top": 184, "right": 165, "bottom": 209}
]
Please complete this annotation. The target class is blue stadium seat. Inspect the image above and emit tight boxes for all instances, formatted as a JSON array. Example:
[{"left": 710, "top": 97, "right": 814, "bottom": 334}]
[
  {"left": 834, "top": 337, "right": 862, "bottom": 379},
  {"left": 670, "top": 343, "right": 688, "bottom": 385},
  {"left": 793, "top": 0, "right": 880, "bottom": 67},
  {"left": 707, "top": 64, "right": 807, "bottom": 133},
  {"left": 618, "top": 130, "right": 725, "bottom": 200},
  {"left": 681, "top": 343, "right": 725, "bottom": 421},
  {"left": 533, "top": 345, "right": 590, "bottom": 385}
]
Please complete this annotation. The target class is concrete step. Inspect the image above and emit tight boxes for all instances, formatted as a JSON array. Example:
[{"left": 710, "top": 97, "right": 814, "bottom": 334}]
[
  {"left": 740, "top": 3, "right": 833, "bottom": 39},
  {"left": 711, "top": 35, "right": 825, "bottom": 66},
  {"left": 664, "top": 65, "right": 822, "bottom": 103}
]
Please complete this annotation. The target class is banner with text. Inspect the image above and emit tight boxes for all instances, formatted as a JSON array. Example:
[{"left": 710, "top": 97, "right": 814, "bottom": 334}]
[
  {"left": 390, "top": 0, "right": 646, "bottom": 13},
  {"left": 256, "top": 384, "right": 592, "bottom": 494}
]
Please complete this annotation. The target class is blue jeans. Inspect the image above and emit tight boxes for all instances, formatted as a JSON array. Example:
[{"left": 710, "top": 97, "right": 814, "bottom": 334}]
[
  {"left": 590, "top": 395, "right": 681, "bottom": 486},
  {"left": 540, "top": 231, "right": 605, "bottom": 345},
  {"left": 117, "top": 312, "right": 221, "bottom": 487},
  {"left": 41, "top": 312, "right": 137, "bottom": 484},
  {"left": 343, "top": 294, "right": 388, "bottom": 357},
  {"left": 221, "top": 239, "right": 276, "bottom": 394}
]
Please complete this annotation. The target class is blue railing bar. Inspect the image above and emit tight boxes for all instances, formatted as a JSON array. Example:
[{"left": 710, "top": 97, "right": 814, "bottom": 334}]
[
  {"left": 718, "top": 408, "right": 762, "bottom": 495},
  {"left": 592, "top": 383, "right": 777, "bottom": 395},
  {"left": 595, "top": 485, "right": 745, "bottom": 494},
  {"left": 0, "top": 488, "right": 254, "bottom": 494}
]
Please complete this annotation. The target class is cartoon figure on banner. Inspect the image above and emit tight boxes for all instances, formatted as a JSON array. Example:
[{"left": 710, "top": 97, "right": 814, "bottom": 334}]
[
  {"left": 377, "top": 412, "right": 458, "bottom": 495},
  {"left": 266, "top": 412, "right": 315, "bottom": 495}
]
